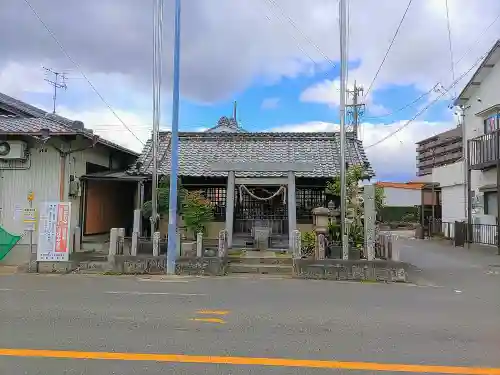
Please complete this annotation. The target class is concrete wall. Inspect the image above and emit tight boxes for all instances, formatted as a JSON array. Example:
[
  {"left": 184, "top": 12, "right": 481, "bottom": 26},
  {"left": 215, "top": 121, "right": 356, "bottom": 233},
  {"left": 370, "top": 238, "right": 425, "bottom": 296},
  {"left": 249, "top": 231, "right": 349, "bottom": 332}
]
[
  {"left": 383, "top": 187, "right": 420, "bottom": 207},
  {"left": 159, "top": 217, "right": 225, "bottom": 240},
  {"left": 0, "top": 138, "right": 129, "bottom": 266},
  {"left": 463, "top": 55, "right": 500, "bottom": 203},
  {"left": 0, "top": 142, "right": 60, "bottom": 265},
  {"left": 432, "top": 161, "right": 466, "bottom": 225},
  {"left": 297, "top": 223, "right": 314, "bottom": 233}
]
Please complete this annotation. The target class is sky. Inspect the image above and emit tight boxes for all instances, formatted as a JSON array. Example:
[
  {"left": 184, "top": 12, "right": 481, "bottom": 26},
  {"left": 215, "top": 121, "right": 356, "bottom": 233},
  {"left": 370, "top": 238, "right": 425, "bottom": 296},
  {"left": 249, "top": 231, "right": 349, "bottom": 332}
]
[{"left": 0, "top": 0, "right": 499, "bottom": 182}]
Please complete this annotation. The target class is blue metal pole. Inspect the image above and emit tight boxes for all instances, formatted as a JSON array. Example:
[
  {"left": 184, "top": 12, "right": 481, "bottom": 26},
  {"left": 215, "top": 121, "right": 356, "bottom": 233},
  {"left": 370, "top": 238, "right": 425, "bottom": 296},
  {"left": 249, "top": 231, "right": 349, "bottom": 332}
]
[{"left": 166, "top": 0, "right": 181, "bottom": 275}]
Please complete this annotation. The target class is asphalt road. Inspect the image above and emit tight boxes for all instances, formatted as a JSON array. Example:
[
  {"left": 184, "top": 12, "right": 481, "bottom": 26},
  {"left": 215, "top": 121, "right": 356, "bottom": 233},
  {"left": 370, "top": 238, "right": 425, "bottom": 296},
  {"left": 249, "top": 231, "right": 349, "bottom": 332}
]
[{"left": 0, "top": 238, "right": 499, "bottom": 374}]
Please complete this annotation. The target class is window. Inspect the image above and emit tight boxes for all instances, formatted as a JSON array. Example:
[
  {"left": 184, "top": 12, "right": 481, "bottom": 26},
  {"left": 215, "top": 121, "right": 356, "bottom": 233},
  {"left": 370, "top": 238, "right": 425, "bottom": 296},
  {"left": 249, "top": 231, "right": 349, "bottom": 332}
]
[
  {"left": 483, "top": 114, "right": 499, "bottom": 134},
  {"left": 484, "top": 191, "right": 497, "bottom": 217},
  {"left": 296, "top": 187, "right": 329, "bottom": 223},
  {"left": 186, "top": 186, "right": 227, "bottom": 221}
]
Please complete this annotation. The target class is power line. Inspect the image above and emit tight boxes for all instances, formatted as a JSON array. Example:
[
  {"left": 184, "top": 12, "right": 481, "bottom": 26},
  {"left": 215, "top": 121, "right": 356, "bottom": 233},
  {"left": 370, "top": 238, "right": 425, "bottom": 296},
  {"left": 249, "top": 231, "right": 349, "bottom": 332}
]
[
  {"left": 364, "top": 49, "right": 491, "bottom": 150},
  {"left": 363, "top": 0, "right": 413, "bottom": 100},
  {"left": 263, "top": 0, "right": 337, "bottom": 68},
  {"left": 364, "top": 9, "right": 500, "bottom": 121},
  {"left": 258, "top": 1, "right": 319, "bottom": 67},
  {"left": 445, "top": 0, "right": 456, "bottom": 97},
  {"left": 22, "top": 0, "right": 145, "bottom": 146},
  {"left": 363, "top": 86, "right": 437, "bottom": 120},
  {"left": 453, "top": 11, "right": 500, "bottom": 67}
]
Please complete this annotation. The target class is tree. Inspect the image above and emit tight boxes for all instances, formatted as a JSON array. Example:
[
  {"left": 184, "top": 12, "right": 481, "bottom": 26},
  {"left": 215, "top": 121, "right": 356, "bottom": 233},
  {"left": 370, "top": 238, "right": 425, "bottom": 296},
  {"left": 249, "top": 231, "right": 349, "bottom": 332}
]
[
  {"left": 142, "top": 176, "right": 186, "bottom": 219},
  {"left": 181, "top": 190, "right": 214, "bottom": 237},
  {"left": 326, "top": 165, "right": 385, "bottom": 214},
  {"left": 326, "top": 164, "right": 385, "bottom": 245}
]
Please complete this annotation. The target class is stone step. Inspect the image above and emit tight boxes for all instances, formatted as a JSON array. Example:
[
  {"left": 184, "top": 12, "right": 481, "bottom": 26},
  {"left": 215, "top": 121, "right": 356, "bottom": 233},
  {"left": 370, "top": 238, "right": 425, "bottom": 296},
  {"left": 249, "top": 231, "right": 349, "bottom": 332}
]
[
  {"left": 228, "top": 257, "right": 293, "bottom": 265},
  {"left": 72, "top": 251, "right": 108, "bottom": 262},
  {"left": 81, "top": 241, "right": 109, "bottom": 252},
  {"left": 75, "top": 261, "right": 109, "bottom": 274},
  {"left": 228, "top": 263, "right": 293, "bottom": 275}
]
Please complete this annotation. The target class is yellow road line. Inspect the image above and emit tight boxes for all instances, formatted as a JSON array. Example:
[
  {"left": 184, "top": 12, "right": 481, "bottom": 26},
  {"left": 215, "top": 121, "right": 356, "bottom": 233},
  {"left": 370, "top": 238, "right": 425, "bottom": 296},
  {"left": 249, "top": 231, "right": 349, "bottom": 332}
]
[
  {"left": 196, "top": 310, "right": 230, "bottom": 316},
  {"left": 189, "top": 318, "right": 226, "bottom": 324},
  {"left": 0, "top": 348, "right": 499, "bottom": 374}
]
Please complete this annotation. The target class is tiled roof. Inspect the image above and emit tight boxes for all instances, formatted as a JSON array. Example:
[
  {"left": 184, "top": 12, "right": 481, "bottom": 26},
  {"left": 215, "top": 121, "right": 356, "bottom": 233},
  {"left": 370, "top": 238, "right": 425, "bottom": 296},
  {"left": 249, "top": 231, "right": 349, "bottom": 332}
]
[
  {"left": 0, "top": 92, "right": 47, "bottom": 117},
  {"left": 131, "top": 132, "right": 373, "bottom": 178},
  {"left": 376, "top": 182, "right": 425, "bottom": 190},
  {"left": 0, "top": 93, "right": 139, "bottom": 156},
  {"left": 0, "top": 117, "right": 76, "bottom": 134},
  {"left": 206, "top": 116, "right": 247, "bottom": 133}
]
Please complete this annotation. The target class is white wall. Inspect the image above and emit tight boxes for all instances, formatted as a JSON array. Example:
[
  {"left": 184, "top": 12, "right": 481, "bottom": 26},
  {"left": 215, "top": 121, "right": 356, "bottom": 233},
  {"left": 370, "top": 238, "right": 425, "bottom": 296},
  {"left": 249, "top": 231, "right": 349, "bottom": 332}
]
[
  {"left": 432, "top": 161, "right": 466, "bottom": 224},
  {"left": 0, "top": 138, "right": 123, "bottom": 265},
  {"left": 383, "top": 187, "right": 420, "bottom": 207},
  {"left": 462, "top": 55, "right": 500, "bottom": 196},
  {"left": 0, "top": 143, "right": 60, "bottom": 265}
]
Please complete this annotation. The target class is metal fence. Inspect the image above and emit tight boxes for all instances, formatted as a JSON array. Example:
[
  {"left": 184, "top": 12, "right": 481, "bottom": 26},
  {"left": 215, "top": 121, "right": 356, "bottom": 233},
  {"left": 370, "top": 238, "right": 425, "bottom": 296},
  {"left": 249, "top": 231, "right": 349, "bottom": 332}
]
[
  {"left": 428, "top": 219, "right": 498, "bottom": 246},
  {"left": 469, "top": 223, "right": 497, "bottom": 246}
]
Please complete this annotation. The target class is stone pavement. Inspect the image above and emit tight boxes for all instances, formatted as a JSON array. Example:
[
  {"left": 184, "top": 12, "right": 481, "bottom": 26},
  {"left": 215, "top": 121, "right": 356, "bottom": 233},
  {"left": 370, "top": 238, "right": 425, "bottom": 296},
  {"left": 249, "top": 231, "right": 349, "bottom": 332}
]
[
  {"left": 0, "top": 263, "right": 499, "bottom": 374},
  {"left": 395, "top": 234, "right": 500, "bottom": 300}
]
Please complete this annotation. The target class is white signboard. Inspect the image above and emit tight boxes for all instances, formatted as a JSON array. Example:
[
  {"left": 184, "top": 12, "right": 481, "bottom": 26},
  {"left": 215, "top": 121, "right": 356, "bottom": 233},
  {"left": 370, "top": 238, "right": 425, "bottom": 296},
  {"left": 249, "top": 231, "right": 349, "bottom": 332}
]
[
  {"left": 23, "top": 208, "right": 37, "bottom": 232},
  {"left": 37, "top": 202, "right": 71, "bottom": 262}
]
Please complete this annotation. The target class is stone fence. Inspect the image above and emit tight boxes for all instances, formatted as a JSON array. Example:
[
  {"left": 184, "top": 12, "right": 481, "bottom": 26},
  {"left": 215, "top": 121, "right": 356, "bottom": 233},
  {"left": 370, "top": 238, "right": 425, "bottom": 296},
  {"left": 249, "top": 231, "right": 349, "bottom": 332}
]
[
  {"left": 106, "top": 228, "right": 229, "bottom": 276},
  {"left": 291, "top": 222, "right": 407, "bottom": 282}
]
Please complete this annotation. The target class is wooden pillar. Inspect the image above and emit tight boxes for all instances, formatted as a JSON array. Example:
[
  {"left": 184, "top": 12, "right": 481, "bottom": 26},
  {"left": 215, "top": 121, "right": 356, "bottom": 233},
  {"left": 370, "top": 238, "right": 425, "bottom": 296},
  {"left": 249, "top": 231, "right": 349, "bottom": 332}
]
[
  {"left": 287, "top": 171, "right": 297, "bottom": 251},
  {"left": 225, "top": 171, "right": 235, "bottom": 248}
]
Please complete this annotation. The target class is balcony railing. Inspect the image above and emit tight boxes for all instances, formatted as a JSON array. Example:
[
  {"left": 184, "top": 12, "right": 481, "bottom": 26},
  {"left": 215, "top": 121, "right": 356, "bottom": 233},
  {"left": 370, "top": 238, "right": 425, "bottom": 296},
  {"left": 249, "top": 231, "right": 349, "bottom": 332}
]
[{"left": 468, "top": 131, "right": 500, "bottom": 170}]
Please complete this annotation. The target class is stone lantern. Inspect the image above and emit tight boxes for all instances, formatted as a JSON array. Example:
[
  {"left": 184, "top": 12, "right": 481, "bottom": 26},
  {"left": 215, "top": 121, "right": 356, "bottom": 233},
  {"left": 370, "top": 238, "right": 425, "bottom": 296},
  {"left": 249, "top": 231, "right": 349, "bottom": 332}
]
[
  {"left": 312, "top": 207, "right": 330, "bottom": 260},
  {"left": 312, "top": 207, "right": 330, "bottom": 234}
]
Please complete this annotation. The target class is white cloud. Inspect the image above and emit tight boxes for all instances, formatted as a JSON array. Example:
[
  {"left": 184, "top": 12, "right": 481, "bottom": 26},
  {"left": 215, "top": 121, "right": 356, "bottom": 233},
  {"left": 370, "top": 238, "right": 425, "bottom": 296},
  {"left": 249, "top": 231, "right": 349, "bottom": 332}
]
[
  {"left": 300, "top": 79, "right": 340, "bottom": 107},
  {"left": 1, "top": 0, "right": 498, "bottom": 104},
  {"left": 0, "top": 62, "right": 52, "bottom": 97},
  {"left": 56, "top": 106, "right": 153, "bottom": 153},
  {"left": 272, "top": 119, "right": 458, "bottom": 181},
  {"left": 299, "top": 70, "right": 393, "bottom": 113},
  {"left": 261, "top": 97, "right": 280, "bottom": 110}
]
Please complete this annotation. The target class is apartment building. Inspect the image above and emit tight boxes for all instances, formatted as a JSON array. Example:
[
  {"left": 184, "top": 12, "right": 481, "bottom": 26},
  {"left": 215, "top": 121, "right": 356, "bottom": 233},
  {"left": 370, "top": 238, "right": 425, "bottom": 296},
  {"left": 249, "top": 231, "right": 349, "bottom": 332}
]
[
  {"left": 456, "top": 40, "right": 500, "bottom": 223},
  {"left": 416, "top": 126, "right": 463, "bottom": 177}
]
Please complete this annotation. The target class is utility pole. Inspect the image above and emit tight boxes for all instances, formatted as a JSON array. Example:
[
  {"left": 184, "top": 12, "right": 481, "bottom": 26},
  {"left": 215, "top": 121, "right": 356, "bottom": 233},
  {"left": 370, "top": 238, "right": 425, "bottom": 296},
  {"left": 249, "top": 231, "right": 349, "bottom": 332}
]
[
  {"left": 43, "top": 67, "right": 67, "bottom": 114},
  {"left": 346, "top": 81, "right": 365, "bottom": 139},
  {"left": 339, "top": 0, "right": 348, "bottom": 260},
  {"left": 151, "top": 0, "right": 164, "bottom": 246},
  {"left": 166, "top": 0, "right": 182, "bottom": 274}
]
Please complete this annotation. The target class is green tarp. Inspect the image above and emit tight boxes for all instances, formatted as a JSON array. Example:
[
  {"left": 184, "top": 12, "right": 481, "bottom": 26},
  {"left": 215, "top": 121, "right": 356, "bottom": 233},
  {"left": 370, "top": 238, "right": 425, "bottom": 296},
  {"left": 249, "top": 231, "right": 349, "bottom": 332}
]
[{"left": 0, "top": 226, "right": 21, "bottom": 261}]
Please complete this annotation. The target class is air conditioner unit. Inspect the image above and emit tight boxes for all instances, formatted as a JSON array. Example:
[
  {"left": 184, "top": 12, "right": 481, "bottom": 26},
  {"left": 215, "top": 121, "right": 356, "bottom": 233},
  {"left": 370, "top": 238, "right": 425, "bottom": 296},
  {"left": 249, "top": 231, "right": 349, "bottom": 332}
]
[{"left": 0, "top": 140, "right": 27, "bottom": 160}]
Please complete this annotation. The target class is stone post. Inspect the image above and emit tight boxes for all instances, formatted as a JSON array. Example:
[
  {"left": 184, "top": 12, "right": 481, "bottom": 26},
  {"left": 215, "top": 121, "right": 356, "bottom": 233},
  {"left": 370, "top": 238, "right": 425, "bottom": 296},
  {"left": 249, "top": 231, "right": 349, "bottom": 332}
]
[
  {"left": 380, "top": 234, "right": 387, "bottom": 259},
  {"left": 287, "top": 171, "right": 297, "bottom": 252},
  {"left": 391, "top": 236, "right": 400, "bottom": 261},
  {"left": 131, "top": 232, "right": 138, "bottom": 256},
  {"left": 225, "top": 171, "right": 235, "bottom": 248},
  {"left": 291, "top": 230, "right": 301, "bottom": 259},
  {"left": 363, "top": 184, "right": 376, "bottom": 261},
  {"left": 133, "top": 209, "right": 141, "bottom": 232},
  {"left": 74, "top": 227, "right": 81, "bottom": 253},
  {"left": 152, "top": 231, "right": 160, "bottom": 256},
  {"left": 312, "top": 207, "right": 329, "bottom": 260},
  {"left": 218, "top": 229, "right": 228, "bottom": 258},
  {"left": 387, "top": 234, "right": 393, "bottom": 260},
  {"left": 108, "top": 228, "right": 118, "bottom": 262},
  {"left": 117, "top": 228, "right": 125, "bottom": 255},
  {"left": 317, "top": 233, "right": 326, "bottom": 260},
  {"left": 196, "top": 232, "right": 203, "bottom": 257}
]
